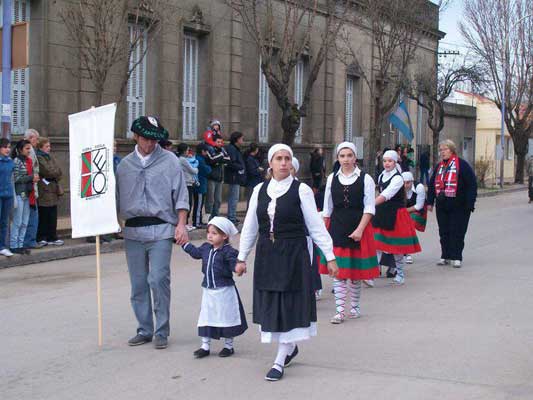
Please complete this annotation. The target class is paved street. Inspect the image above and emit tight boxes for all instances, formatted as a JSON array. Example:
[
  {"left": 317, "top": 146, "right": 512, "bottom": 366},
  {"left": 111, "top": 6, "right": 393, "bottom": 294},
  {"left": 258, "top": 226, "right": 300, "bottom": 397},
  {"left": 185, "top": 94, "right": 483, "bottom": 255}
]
[{"left": 1, "top": 191, "right": 533, "bottom": 400}]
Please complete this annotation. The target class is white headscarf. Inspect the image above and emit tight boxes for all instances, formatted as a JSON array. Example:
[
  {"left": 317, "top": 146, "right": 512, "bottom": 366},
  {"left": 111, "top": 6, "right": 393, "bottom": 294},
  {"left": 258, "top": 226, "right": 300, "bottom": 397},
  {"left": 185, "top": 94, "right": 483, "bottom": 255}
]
[
  {"left": 208, "top": 216, "right": 239, "bottom": 237},
  {"left": 383, "top": 150, "right": 399, "bottom": 162},
  {"left": 291, "top": 157, "right": 300, "bottom": 173},
  {"left": 268, "top": 143, "right": 293, "bottom": 163},
  {"left": 336, "top": 141, "right": 357, "bottom": 157},
  {"left": 401, "top": 172, "right": 414, "bottom": 182}
]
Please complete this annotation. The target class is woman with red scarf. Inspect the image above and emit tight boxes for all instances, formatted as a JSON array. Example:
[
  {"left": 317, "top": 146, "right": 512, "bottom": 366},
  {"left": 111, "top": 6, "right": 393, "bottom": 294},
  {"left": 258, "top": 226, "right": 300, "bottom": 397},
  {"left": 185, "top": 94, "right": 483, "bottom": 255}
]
[{"left": 427, "top": 140, "right": 477, "bottom": 268}]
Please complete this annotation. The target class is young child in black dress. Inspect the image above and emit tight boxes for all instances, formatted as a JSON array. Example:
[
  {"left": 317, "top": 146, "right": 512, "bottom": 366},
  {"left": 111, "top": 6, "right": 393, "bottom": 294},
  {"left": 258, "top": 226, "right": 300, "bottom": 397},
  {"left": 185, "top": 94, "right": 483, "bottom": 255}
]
[{"left": 182, "top": 217, "right": 247, "bottom": 358}]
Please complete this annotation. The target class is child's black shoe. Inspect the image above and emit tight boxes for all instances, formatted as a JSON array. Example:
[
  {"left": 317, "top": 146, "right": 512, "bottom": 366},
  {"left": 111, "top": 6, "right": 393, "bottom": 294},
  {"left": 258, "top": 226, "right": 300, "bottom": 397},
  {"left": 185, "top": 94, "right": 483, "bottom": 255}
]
[
  {"left": 218, "top": 348, "right": 234, "bottom": 357},
  {"left": 193, "top": 348, "right": 210, "bottom": 358}
]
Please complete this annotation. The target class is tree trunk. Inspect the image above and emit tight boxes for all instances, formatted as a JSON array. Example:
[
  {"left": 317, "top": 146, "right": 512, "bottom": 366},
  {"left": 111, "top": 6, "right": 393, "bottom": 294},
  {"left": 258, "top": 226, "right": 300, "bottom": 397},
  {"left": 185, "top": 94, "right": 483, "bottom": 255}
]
[
  {"left": 511, "top": 130, "right": 529, "bottom": 184},
  {"left": 281, "top": 104, "right": 301, "bottom": 146},
  {"left": 431, "top": 127, "right": 440, "bottom": 167}
]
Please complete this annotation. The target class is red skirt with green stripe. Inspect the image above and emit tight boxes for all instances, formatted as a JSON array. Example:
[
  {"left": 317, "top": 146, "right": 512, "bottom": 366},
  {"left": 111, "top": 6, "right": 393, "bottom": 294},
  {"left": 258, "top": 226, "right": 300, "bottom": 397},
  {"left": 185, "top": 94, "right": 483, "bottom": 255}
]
[
  {"left": 374, "top": 208, "right": 421, "bottom": 255},
  {"left": 410, "top": 206, "right": 428, "bottom": 232},
  {"left": 318, "top": 224, "right": 380, "bottom": 280}
]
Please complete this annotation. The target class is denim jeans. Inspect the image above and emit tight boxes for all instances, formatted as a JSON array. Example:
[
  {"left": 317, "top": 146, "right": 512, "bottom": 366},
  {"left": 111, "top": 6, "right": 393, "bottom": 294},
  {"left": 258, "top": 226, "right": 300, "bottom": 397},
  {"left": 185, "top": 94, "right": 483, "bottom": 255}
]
[
  {"left": 10, "top": 195, "right": 30, "bottom": 249},
  {"left": 227, "top": 184, "right": 240, "bottom": 222},
  {"left": 125, "top": 238, "right": 173, "bottom": 338},
  {"left": 205, "top": 180, "right": 222, "bottom": 217},
  {"left": 0, "top": 196, "right": 13, "bottom": 250},
  {"left": 23, "top": 205, "right": 39, "bottom": 247}
]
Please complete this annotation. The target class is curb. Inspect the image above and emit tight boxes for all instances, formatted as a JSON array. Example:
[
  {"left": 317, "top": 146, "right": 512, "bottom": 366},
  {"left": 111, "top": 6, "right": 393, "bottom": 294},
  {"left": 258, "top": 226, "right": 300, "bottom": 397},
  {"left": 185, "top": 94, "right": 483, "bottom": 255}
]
[
  {"left": 478, "top": 186, "right": 527, "bottom": 198},
  {"left": 0, "top": 228, "right": 209, "bottom": 270}
]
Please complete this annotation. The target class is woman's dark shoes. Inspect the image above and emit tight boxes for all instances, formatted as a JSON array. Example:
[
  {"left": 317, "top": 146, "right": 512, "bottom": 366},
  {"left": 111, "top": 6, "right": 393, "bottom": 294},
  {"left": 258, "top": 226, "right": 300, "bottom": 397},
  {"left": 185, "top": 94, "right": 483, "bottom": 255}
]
[
  {"left": 218, "top": 347, "right": 235, "bottom": 357},
  {"left": 11, "top": 248, "right": 24, "bottom": 254},
  {"left": 193, "top": 348, "right": 210, "bottom": 358},
  {"left": 22, "top": 248, "right": 31, "bottom": 255},
  {"left": 284, "top": 345, "right": 298, "bottom": 367},
  {"left": 265, "top": 364, "right": 284, "bottom": 381}
]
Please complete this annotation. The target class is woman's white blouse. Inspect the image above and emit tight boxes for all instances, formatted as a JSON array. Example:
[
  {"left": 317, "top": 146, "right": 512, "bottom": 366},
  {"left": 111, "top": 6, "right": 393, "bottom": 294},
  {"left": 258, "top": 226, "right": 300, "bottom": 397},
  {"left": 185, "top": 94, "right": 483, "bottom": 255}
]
[
  {"left": 406, "top": 183, "right": 426, "bottom": 211},
  {"left": 238, "top": 175, "right": 335, "bottom": 263},
  {"left": 322, "top": 168, "right": 376, "bottom": 217},
  {"left": 378, "top": 169, "right": 404, "bottom": 201}
]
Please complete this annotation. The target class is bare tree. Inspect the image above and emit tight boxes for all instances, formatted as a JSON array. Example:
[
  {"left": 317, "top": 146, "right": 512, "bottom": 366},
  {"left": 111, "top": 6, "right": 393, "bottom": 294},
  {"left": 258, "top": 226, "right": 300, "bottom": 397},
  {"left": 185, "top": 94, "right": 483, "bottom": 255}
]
[
  {"left": 226, "top": 0, "right": 348, "bottom": 145},
  {"left": 57, "top": 0, "right": 173, "bottom": 107},
  {"left": 408, "top": 61, "right": 483, "bottom": 165},
  {"left": 461, "top": 0, "right": 533, "bottom": 183},
  {"left": 336, "top": 0, "right": 438, "bottom": 176}
]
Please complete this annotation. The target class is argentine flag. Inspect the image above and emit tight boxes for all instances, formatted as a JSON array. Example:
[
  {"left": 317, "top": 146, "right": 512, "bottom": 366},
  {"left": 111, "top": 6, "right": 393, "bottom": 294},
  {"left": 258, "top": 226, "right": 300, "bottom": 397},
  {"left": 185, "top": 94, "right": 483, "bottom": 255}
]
[{"left": 389, "top": 100, "right": 414, "bottom": 142}]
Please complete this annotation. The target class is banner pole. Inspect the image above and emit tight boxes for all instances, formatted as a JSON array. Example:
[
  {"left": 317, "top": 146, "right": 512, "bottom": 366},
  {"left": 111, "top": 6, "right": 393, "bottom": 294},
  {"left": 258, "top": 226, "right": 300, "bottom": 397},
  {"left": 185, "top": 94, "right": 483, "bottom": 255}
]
[{"left": 96, "top": 234, "right": 103, "bottom": 347}]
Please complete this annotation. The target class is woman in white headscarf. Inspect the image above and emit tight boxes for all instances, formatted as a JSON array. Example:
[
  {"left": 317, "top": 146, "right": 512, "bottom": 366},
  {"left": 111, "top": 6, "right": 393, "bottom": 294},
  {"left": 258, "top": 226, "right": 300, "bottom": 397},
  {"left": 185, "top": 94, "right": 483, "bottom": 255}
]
[
  {"left": 318, "top": 142, "right": 379, "bottom": 323},
  {"left": 237, "top": 143, "right": 338, "bottom": 382},
  {"left": 372, "top": 150, "right": 421, "bottom": 284}
]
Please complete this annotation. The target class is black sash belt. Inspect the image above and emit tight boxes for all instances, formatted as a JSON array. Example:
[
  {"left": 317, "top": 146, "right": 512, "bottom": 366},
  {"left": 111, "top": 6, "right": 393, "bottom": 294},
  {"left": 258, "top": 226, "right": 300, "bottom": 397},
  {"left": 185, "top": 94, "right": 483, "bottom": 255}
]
[{"left": 125, "top": 216, "right": 166, "bottom": 227}]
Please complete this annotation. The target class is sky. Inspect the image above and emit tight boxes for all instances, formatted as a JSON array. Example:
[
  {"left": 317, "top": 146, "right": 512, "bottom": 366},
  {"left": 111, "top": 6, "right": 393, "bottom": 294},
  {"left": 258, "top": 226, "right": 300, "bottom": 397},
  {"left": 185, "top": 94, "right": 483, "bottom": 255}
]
[{"left": 437, "top": 0, "right": 469, "bottom": 53}]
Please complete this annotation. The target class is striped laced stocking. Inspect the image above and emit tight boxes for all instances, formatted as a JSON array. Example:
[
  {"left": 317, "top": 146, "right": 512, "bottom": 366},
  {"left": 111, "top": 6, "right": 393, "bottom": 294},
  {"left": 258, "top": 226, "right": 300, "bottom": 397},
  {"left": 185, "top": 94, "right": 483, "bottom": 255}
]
[
  {"left": 348, "top": 280, "right": 362, "bottom": 317},
  {"left": 333, "top": 279, "right": 348, "bottom": 318}
]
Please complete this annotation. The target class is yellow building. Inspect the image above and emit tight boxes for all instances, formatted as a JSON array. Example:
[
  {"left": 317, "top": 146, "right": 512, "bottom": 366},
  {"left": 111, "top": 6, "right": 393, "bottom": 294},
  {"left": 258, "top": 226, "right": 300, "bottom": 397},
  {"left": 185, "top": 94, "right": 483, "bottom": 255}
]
[{"left": 450, "top": 91, "right": 515, "bottom": 184}]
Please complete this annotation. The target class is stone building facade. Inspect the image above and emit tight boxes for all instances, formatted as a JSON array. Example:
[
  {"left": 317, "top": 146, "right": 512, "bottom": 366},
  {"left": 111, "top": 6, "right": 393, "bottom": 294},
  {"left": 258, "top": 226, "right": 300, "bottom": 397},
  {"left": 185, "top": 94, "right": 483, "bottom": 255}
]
[{"left": 3, "top": 0, "right": 443, "bottom": 216}]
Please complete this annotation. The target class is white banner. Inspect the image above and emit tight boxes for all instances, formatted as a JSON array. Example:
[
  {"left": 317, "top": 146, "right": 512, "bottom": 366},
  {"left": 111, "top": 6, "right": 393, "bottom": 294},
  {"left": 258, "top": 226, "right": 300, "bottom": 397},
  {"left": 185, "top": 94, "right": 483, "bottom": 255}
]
[{"left": 69, "top": 104, "right": 120, "bottom": 238}]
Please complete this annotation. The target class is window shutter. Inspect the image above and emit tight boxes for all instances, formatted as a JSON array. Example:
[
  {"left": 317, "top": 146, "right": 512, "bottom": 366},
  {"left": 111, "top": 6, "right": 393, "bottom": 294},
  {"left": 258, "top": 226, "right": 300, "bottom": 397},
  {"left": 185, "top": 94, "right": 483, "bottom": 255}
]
[
  {"left": 258, "top": 58, "right": 269, "bottom": 143},
  {"left": 127, "top": 24, "right": 146, "bottom": 137},
  {"left": 294, "top": 60, "right": 304, "bottom": 143},
  {"left": 345, "top": 76, "right": 354, "bottom": 142},
  {"left": 8, "top": 0, "right": 29, "bottom": 135},
  {"left": 182, "top": 34, "right": 198, "bottom": 140}
]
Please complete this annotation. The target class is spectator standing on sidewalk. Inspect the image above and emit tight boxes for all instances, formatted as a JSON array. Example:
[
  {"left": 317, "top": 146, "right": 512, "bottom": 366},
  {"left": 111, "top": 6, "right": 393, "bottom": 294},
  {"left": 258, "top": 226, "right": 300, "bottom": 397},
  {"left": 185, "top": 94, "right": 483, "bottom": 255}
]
[
  {"left": 244, "top": 143, "right": 263, "bottom": 204},
  {"left": 224, "top": 132, "right": 246, "bottom": 224},
  {"left": 419, "top": 150, "right": 430, "bottom": 185},
  {"left": 205, "top": 137, "right": 230, "bottom": 219},
  {"left": 36, "top": 138, "right": 64, "bottom": 247},
  {"left": 192, "top": 144, "right": 212, "bottom": 229},
  {"left": 176, "top": 143, "right": 199, "bottom": 231},
  {"left": 11, "top": 140, "right": 38, "bottom": 255},
  {"left": 0, "top": 139, "right": 14, "bottom": 257},
  {"left": 23, "top": 129, "right": 42, "bottom": 250},
  {"left": 527, "top": 154, "right": 533, "bottom": 203},
  {"left": 309, "top": 148, "right": 325, "bottom": 192}
]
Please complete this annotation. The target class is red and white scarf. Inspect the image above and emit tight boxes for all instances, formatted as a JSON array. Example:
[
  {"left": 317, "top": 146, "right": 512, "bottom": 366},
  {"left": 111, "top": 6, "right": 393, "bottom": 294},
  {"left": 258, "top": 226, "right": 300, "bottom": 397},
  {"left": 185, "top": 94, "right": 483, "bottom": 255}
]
[{"left": 435, "top": 155, "right": 460, "bottom": 198}]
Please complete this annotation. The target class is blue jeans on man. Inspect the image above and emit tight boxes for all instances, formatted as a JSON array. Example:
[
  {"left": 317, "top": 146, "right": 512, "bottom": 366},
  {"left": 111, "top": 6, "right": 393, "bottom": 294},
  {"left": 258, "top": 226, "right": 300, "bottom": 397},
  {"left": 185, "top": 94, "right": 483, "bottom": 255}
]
[
  {"left": 227, "top": 184, "right": 240, "bottom": 223},
  {"left": 23, "top": 205, "right": 39, "bottom": 248},
  {"left": 0, "top": 196, "right": 13, "bottom": 250}
]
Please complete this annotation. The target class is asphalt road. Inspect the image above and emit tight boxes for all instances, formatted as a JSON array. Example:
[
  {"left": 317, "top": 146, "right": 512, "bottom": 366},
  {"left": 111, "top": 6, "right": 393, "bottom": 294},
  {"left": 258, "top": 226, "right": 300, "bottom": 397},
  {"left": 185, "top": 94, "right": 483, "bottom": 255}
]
[{"left": 1, "top": 191, "right": 533, "bottom": 400}]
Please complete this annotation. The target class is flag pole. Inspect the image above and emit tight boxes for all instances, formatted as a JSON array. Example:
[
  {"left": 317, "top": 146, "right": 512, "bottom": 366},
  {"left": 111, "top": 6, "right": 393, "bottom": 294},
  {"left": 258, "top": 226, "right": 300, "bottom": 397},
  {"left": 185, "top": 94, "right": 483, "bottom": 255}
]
[{"left": 95, "top": 234, "right": 103, "bottom": 346}]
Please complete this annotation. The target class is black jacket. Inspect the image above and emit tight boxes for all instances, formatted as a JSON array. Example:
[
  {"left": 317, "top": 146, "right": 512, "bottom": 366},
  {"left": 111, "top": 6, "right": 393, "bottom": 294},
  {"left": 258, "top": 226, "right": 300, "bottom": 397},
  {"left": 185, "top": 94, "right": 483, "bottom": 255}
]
[
  {"left": 245, "top": 154, "right": 263, "bottom": 188},
  {"left": 224, "top": 143, "right": 246, "bottom": 185},
  {"left": 426, "top": 157, "right": 477, "bottom": 211},
  {"left": 182, "top": 242, "right": 238, "bottom": 289},
  {"left": 205, "top": 145, "right": 230, "bottom": 182}
]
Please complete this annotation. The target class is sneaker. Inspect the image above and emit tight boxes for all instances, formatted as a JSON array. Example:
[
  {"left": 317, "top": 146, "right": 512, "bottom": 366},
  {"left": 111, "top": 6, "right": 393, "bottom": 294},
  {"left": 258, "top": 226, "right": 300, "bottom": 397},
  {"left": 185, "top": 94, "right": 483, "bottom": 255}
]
[
  {"left": 315, "top": 289, "right": 322, "bottom": 301},
  {"left": 452, "top": 260, "right": 462, "bottom": 268},
  {"left": 393, "top": 275, "right": 405, "bottom": 285},
  {"left": 363, "top": 279, "right": 375, "bottom": 288},
  {"left": 193, "top": 348, "right": 210, "bottom": 358},
  {"left": 48, "top": 240, "right": 64, "bottom": 246},
  {"left": 349, "top": 308, "right": 361, "bottom": 319},
  {"left": 186, "top": 225, "right": 196, "bottom": 232},
  {"left": 404, "top": 255, "right": 413, "bottom": 264},
  {"left": 265, "top": 365, "right": 284, "bottom": 381},
  {"left": 128, "top": 334, "right": 152, "bottom": 346},
  {"left": 35, "top": 241, "right": 48, "bottom": 248},
  {"left": 330, "top": 314, "right": 345, "bottom": 324},
  {"left": 218, "top": 348, "right": 234, "bottom": 358},
  {"left": 283, "top": 345, "right": 299, "bottom": 367},
  {"left": 437, "top": 258, "right": 449, "bottom": 266},
  {"left": 0, "top": 248, "right": 14, "bottom": 257},
  {"left": 154, "top": 335, "right": 168, "bottom": 349}
]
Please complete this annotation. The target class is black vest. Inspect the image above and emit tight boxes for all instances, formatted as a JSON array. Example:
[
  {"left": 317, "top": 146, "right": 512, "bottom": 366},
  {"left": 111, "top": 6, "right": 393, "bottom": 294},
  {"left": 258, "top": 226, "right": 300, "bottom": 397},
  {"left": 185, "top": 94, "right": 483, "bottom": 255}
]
[
  {"left": 406, "top": 191, "right": 417, "bottom": 208},
  {"left": 329, "top": 172, "right": 365, "bottom": 248},
  {"left": 257, "top": 179, "right": 306, "bottom": 240},
  {"left": 373, "top": 171, "right": 405, "bottom": 230}
]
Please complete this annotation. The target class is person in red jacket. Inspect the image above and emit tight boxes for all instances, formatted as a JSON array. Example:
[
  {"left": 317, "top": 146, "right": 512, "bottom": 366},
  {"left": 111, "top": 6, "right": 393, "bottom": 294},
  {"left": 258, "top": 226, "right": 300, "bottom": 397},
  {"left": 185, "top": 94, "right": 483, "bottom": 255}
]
[{"left": 203, "top": 120, "right": 223, "bottom": 147}]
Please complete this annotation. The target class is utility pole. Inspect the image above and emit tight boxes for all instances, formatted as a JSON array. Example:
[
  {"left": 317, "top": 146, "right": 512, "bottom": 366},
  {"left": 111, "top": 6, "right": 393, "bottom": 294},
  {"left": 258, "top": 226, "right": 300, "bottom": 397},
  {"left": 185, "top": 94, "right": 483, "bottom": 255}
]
[{"left": 1, "top": 0, "right": 12, "bottom": 139}]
